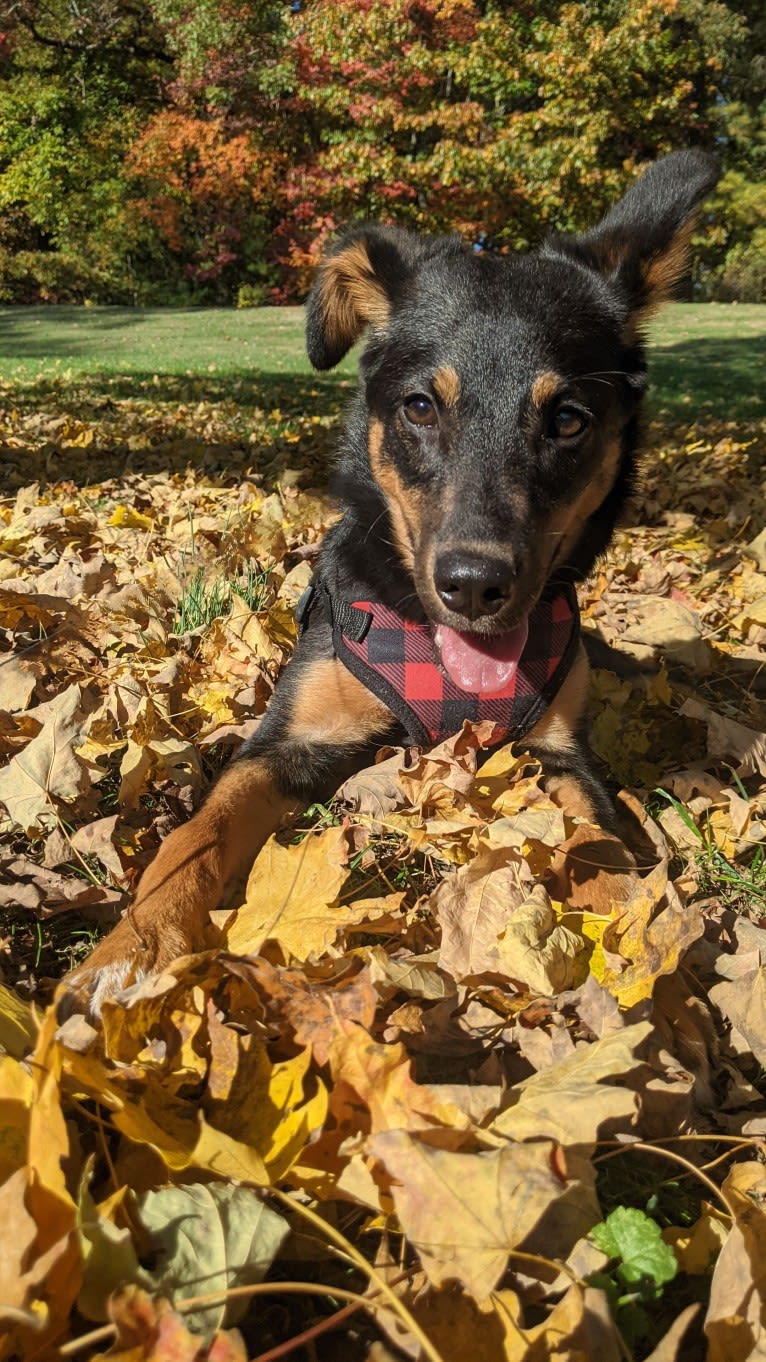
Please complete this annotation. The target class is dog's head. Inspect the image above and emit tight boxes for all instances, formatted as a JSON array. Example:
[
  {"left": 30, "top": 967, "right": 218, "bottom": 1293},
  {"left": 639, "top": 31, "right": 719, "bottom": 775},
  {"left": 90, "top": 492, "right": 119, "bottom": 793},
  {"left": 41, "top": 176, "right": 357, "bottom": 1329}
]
[{"left": 306, "top": 151, "right": 717, "bottom": 693}]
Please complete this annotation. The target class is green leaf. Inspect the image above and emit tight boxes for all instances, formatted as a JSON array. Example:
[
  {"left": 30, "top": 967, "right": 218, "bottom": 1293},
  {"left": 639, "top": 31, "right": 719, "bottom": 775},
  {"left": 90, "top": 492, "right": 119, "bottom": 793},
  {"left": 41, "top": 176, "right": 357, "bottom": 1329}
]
[
  {"left": 591, "top": 1207, "right": 677, "bottom": 1290},
  {"left": 137, "top": 1182, "right": 290, "bottom": 1337}
]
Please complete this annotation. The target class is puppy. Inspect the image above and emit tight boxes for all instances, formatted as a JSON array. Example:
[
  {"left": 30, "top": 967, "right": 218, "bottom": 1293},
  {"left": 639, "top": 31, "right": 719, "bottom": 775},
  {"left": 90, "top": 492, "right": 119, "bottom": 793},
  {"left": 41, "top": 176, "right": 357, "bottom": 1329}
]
[{"left": 65, "top": 149, "right": 719, "bottom": 1014}]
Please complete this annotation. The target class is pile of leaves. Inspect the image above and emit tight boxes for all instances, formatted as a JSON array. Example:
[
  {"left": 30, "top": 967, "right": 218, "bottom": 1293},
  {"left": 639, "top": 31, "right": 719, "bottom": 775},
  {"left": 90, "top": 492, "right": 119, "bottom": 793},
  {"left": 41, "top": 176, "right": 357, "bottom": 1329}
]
[{"left": 0, "top": 381, "right": 765, "bottom": 1362}]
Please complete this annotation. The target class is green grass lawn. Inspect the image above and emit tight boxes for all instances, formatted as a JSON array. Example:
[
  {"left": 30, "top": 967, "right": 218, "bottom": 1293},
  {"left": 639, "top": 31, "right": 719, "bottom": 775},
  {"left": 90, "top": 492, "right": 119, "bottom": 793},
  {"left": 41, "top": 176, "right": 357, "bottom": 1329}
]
[{"left": 0, "top": 302, "right": 763, "bottom": 416}]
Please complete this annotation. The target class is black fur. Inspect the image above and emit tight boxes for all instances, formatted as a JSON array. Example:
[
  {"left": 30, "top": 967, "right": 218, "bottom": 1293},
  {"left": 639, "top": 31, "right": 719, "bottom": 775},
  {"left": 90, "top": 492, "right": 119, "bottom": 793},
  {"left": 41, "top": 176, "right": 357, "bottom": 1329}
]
[{"left": 240, "top": 152, "right": 719, "bottom": 824}]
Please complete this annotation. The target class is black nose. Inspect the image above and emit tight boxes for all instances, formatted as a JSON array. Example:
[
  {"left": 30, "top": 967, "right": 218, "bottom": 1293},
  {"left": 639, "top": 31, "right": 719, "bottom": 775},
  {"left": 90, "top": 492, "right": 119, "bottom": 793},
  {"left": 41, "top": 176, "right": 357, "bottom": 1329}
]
[{"left": 433, "top": 549, "right": 516, "bottom": 620}]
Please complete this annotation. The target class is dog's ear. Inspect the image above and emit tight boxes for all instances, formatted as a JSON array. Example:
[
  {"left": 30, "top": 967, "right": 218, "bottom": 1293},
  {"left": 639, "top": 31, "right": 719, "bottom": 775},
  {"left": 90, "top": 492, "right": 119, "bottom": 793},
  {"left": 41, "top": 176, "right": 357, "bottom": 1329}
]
[
  {"left": 546, "top": 150, "right": 719, "bottom": 326},
  {"left": 306, "top": 225, "right": 425, "bottom": 370}
]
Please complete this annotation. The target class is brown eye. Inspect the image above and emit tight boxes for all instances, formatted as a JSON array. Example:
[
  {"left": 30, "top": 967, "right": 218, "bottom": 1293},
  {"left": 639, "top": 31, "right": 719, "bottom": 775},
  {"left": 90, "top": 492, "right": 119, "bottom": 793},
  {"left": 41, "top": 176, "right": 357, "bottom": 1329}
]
[
  {"left": 403, "top": 394, "right": 437, "bottom": 427},
  {"left": 551, "top": 406, "right": 588, "bottom": 441}
]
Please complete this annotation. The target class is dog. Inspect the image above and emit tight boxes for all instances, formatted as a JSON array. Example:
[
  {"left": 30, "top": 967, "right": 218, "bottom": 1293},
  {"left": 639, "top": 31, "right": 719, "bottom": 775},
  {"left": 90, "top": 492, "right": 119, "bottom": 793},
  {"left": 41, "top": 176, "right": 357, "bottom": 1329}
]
[{"left": 66, "top": 149, "right": 719, "bottom": 1014}]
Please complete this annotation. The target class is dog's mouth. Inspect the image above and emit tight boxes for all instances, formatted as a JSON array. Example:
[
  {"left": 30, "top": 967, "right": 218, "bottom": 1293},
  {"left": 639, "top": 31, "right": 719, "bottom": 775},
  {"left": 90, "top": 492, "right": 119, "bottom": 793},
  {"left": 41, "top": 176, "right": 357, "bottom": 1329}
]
[{"left": 434, "top": 617, "right": 529, "bottom": 695}]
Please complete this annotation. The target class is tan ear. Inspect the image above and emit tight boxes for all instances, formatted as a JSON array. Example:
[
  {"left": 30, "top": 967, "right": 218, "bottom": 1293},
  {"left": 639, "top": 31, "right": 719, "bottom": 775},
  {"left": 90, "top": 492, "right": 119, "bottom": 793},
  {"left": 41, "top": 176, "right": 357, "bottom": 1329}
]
[
  {"left": 639, "top": 217, "right": 696, "bottom": 317},
  {"left": 308, "top": 238, "right": 391, "bottom": 370},
  {"left": 545, "top": 150, "right": 719, "bottom": 328},
  {"left": 306, "top": 224, "right": 432, "bottom": 370}
]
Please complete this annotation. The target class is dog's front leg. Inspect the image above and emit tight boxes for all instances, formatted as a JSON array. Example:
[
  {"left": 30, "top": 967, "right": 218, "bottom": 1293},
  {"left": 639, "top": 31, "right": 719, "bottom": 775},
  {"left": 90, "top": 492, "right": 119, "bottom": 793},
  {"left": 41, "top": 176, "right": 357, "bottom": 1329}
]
[
  {"left": 525, "top": 641, "right": 617, "bottom": 832},
  {"left": 63, "top": 625, "right": 397, "bottom": 1015}
]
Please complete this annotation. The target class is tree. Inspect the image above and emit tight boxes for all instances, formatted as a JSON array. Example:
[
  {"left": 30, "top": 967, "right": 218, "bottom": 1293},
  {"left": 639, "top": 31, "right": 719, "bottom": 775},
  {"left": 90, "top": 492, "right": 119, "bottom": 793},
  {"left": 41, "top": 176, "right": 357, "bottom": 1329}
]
[{"left": 272, "top": 0, "right": 745, "bottom": 297}]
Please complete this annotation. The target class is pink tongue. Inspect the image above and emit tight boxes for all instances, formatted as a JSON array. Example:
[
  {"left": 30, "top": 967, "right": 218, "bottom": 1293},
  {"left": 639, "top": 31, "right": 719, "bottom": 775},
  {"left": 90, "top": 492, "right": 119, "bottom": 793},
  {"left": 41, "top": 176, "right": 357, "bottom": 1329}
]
[{"left": 434, "top": 619, "right": 529, "bottom": 695}]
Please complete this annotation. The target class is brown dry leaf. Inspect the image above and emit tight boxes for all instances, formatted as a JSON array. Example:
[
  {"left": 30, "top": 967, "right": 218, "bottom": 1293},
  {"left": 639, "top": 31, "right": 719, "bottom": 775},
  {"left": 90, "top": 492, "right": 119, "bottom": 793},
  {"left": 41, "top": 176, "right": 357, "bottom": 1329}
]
[
  {"left": 92, "top": 1285, "right": 248, "bottom": 1361},
  {"left": 491, "top": 1022, "right": 651, "bottom": 1147},
  {"left": 663, "top": 1205, "right": 729, "bottom": 1275},
  {"left": 622, "top": 597, "right": 711, "bottom": 670},
  {"left": 431, "top": 842, "right": 533, "bottom": 980},
  {"left": 680, "top": 698, "right": 766, "bottom": 778},
  {"left": 338, "top": 746, "right": 409, "bottom": 819},
  {"left": 245, "top": 958, "right": 378, "bottom": 1065},
  {"left": 0, "top": 857, "right": 124, "bottom": 915},
  {"left": 709, "top": 968, "right": 766, "bottom": 1068},
  {"left": 398, "top": 721, "right": 497, "bottom": 808},
  {"left": 367, "top": 946, "right": 451, "bottom": 1000},
  {"left": 492, "top": 1284, "right": 622, "bottom": 1362},
  {"left": 0, "top": 656, "right": 40, "bottom": 712},
  {"left": 641, "top": 1305, "right": 702, "bottom": 1361},
  {"left": 0, "top": 682, "right": 90, "bottom": 831},
  {"left": 368, "top": 1130, "right": 579, "bottom": 1299},
  {"left": 0, "top": 1014, "right": 82, "bottom": 1356},
  {"left": 70, "top": 814, "right": 126, "bottom": 881},
  {"left": 329, "top": 1022, "right": 472, "bottom": 1135},
  {"left": 705, "top": 1161, "right": 766, "bottom": 1361},
  {"left": 0, "top": 1168, "right": 81, "bottom": 1358},
  {"left": 495, "top": 882, "right": 588, "bottom": 994}
]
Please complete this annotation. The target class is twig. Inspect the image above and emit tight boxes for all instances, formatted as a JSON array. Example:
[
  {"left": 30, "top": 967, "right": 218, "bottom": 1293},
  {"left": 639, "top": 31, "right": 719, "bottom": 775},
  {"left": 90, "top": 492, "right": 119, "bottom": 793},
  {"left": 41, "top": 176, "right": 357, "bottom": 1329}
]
[
  {"left": 593, "top": 1140, "right": 735, "bottom": 1217},
  {"left": 59, "top": 1281, "right": 384, "bottom": 1358},
  {"left": 270, "top": 1189, "right": 446, "bottom": 1362}
]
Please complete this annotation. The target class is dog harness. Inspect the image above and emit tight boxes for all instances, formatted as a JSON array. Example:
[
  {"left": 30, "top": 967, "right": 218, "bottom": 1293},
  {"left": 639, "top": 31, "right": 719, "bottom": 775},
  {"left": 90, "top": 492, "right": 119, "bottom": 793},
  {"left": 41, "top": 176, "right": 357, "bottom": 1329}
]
[{"left": 298, "top": 579, "right": 581, "bottom": 749}]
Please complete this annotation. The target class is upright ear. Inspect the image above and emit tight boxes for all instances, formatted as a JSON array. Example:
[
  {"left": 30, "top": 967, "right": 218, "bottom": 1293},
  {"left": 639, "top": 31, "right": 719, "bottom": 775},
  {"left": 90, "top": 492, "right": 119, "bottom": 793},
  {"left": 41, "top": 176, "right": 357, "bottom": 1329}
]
[
  {"left": 545, "top": 150, "right": 719, "bottom": 326},
  {"left": 306, "top": 225, "right": 426, "bottom": 370}
]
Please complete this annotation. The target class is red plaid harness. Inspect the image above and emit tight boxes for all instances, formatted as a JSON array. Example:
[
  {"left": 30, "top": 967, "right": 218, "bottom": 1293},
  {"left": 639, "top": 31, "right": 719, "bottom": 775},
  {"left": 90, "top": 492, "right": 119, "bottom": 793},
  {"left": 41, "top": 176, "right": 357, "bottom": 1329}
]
[{"left": 299, "top": 580, "right": 580, "bottom": 748}]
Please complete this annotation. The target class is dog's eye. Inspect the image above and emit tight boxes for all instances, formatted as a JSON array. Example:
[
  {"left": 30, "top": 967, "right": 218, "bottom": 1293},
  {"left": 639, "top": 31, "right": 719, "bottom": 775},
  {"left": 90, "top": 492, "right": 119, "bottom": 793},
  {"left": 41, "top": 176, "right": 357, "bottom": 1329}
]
[
  {"left": 403, "top": 394, "right": 437, "bottom": 427},
  {"left": 551, "top": 406, "right": 588, "bottom": 441}
]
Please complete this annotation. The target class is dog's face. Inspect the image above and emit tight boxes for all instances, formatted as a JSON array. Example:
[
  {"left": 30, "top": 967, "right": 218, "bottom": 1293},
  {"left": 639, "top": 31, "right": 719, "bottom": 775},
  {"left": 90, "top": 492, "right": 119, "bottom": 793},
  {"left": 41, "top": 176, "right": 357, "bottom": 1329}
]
[
  {"left": 355, "top": 250, "right": 635, "bottom": 631},
  {"left": 307, "top": 152, "right": 717, "bottom": 690}
]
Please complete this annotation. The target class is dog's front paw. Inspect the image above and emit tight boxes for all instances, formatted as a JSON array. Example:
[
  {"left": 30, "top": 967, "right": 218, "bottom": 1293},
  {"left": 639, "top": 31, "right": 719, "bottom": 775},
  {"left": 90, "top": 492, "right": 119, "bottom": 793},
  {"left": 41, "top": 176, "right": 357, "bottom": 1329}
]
[{"left": 58, "top": 912, "right": 192, "bottom": 1019}]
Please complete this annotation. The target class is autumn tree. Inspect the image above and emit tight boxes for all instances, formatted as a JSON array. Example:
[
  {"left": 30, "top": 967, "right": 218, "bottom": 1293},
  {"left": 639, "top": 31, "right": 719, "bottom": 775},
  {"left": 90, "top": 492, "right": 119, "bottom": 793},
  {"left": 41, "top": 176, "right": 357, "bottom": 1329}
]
[
  {"left": 0, "top": 0, "right": 762, "bottom": 302},
  {"left": 273, "top": 0, "right": 744, "bottom": 296},
  {"left": 0, "top": 0, "right": 170, "bottom": 301}
]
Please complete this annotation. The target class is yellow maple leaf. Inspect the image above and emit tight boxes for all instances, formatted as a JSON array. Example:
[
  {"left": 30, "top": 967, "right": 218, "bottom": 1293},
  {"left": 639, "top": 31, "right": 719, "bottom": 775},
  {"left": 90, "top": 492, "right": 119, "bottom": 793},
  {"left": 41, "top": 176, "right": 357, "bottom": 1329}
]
[
  {"left": 108, "top": 505, "right": 154, "bottom": 530},
  {"left": 224, "top": 826, "right": 351, "bottom": 960}
]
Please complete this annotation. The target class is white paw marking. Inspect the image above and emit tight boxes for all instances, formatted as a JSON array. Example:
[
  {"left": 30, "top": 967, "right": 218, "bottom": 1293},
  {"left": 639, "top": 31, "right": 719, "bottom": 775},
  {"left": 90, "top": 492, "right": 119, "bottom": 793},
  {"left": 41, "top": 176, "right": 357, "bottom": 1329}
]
[{"left": 88, "top": 959, "right": 137, "bottom": 1017}]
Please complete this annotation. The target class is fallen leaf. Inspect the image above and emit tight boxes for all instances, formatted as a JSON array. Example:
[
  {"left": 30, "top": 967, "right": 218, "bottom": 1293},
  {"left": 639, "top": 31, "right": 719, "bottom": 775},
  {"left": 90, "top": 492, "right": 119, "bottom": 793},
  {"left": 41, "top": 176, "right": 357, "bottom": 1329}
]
[
  {"left": 680, "top": 698, "right": 766, "bottom": 778},
  {"left": 431, "top": 842, "right": 533, "bottom": 980},
  {"left": 0, "top": 683, "right": 90, "bottom": 830},
  {"left": 369, "top": 1130, "right": 577, "bottom": 1298},
  {"left": 137, "top": 1183, "right": 289, "bottom": 1335},
  {"left": 224, "top": 827, "right": 351, "bottom": 960},
  {"left": 705, "top": 1161, "right": 766, "bottom": 1362}
]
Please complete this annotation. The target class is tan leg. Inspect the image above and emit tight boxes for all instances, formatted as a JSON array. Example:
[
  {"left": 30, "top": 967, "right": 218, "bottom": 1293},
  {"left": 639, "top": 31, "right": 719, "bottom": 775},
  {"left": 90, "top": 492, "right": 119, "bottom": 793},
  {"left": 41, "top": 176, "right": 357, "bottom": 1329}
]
[
  {"left": 63, "top": 760, "right": 301, "bottom": 1014},
  {"left": 525, "top": 642, "right": 614, "bottom": 828},
  {"left": 62, "top": 650, "right": 395, "bottom": 1015}
]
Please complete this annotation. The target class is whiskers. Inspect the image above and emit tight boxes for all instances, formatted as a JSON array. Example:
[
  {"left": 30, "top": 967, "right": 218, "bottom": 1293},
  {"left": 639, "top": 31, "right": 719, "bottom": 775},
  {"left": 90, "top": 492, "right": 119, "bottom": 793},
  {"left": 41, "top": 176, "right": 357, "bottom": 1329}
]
[{"left": 572, "top": 368, "right": 631, "bottom": 391}]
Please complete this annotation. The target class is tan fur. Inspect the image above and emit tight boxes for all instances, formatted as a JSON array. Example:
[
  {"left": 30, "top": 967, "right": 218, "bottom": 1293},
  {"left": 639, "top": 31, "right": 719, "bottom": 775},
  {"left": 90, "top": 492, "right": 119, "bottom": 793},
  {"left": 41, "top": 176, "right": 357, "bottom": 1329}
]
[
  {"left": 289, "top": 657, "right": 394, "bottom": 744},
  {"left": 530, "top": 370, "right": 564, "bottom": 408},
  {"left": 643, "top": 218, "right": 695, "bottom": 307},
  {"left": 433, "top": 365, "right": 461, "bottom": 408},
  {"left": 625, "top": 219, "right": 697, "bottom": 340},
  {"left": 527, "top": 645, "right": 598, "bottom": 822},
  {"left": 543, "top": 772, "right": 600, "bottom": 824},
  {"left": 368, "top": 417, "right": 423, "bottom": 573},
  {"left": 527, "top": 642, "right": 590, "bottom": 758},
  {"left": 65, "top": 761, "right": 301, "bottom": 1002},
  {"left": 319, "top": 241, "right": 390, "bottom": 355},
  {"left": 550, "top": 438, "right": 622, "bottom": 569}
]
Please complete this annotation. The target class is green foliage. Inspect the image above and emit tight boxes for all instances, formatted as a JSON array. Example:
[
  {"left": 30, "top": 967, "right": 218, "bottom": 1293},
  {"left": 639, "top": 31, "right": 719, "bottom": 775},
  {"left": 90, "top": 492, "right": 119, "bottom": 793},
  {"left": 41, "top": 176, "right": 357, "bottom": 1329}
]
[
  {"left": 590, "top": 1205, "right": 679, "bottom": 1348},
  {"left": 653, "top": 787, "right": 766, "bottom": 910},
  {"left": 592, "top": 1206, "right": 678, "bottom": 1289},
  {"left": 174, "top": 563, "right": 272, "bottom": 634},
  {"left": 0, "top": 0, "right": 763, "bottom": 301}
]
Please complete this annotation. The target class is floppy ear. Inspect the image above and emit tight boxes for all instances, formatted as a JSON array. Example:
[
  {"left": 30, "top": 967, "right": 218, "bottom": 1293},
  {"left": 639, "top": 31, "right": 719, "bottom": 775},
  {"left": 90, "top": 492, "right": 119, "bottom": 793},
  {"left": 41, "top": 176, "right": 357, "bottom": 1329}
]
[
  {"left": 545, "top": 150, "right": 719, "bottom": 325},
  {"left": 306, "top": 225, "right": 425, "bottom": 370}
]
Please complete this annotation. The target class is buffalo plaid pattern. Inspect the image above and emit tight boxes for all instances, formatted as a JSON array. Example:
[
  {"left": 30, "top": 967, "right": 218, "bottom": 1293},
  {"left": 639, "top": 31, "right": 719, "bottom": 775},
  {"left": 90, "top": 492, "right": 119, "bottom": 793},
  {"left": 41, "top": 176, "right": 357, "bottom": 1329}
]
[{"left": 331, "top": 584, "right": 579, "bottom": 747}]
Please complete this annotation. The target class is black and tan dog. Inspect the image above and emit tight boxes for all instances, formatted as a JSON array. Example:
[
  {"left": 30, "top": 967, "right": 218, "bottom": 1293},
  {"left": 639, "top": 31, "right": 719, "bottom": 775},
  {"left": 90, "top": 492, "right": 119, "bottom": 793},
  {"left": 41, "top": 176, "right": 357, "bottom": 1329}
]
[{"left": 67, "top": 150, "right": 718, "bottom": 1013}]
